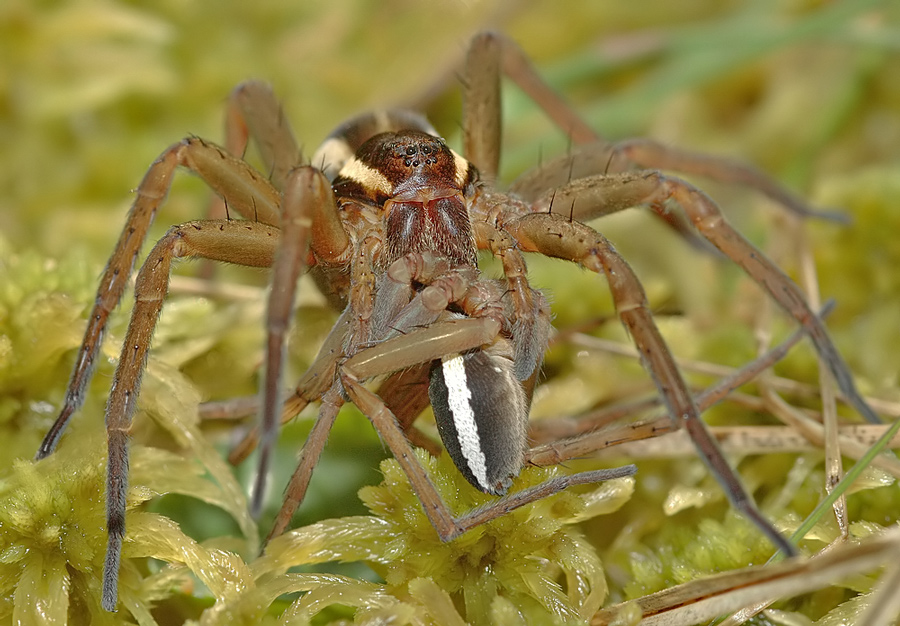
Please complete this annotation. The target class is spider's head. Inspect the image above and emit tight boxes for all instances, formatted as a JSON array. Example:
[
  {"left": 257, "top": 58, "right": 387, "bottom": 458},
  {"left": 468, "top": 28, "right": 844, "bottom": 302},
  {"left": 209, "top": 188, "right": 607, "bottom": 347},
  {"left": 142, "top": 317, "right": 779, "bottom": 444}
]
[{"left": 332, "top": 130, "right": 477, "bottom": 207}]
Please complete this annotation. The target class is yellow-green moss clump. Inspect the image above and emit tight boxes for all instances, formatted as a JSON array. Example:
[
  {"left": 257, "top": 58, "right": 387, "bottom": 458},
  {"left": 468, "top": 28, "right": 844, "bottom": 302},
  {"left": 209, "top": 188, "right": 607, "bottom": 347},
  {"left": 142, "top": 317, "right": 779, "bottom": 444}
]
[
  {"left": 0, "top": 237, "right": 256, "bottom": 623},
  {"left": 232, "top": 453, "right": 635, "bottom": 626}
]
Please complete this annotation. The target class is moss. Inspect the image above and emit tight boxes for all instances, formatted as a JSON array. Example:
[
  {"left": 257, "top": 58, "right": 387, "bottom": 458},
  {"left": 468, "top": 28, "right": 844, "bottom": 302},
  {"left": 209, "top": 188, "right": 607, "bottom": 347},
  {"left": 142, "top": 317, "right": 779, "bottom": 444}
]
[
  {"left": 0, "top": 236, "right": 260, "bottom": 623},
  {"left": 248, "top": 451, "right": 634, "bottom": 625}
]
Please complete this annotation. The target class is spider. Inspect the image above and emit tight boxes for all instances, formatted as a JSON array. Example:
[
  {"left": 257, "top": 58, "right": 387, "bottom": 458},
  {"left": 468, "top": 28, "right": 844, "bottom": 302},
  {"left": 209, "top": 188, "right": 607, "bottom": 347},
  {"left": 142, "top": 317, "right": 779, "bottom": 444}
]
[{"left": 34, "top": 32, "right": 879, "bottom": 613}]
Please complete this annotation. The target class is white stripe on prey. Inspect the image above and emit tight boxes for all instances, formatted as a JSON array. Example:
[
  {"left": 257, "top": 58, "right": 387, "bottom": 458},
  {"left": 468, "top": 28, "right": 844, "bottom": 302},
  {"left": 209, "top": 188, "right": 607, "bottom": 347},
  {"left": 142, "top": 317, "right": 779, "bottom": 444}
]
[{"left": 441, "top": 353, "right": 488, "bottom": 490}]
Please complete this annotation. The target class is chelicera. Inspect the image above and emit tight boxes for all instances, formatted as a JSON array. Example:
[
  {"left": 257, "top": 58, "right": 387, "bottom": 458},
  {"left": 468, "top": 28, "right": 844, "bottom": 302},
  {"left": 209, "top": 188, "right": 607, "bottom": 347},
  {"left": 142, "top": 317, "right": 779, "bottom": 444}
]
[{"left": 35, "top": 32, "right": 879, "bottom": 612}]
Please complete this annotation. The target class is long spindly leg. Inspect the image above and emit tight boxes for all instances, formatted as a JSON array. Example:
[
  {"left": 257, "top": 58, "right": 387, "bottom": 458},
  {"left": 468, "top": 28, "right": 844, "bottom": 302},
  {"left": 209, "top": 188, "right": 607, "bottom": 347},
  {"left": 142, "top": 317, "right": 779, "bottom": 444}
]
[
  {"left": 202, "top": 80, "right": 304, "bottom": 230},
  {"left": 462, "top": 32, "right": 502, "bottom": 180},
  {"left": 102, "top": 218, "right": 280, "bottom": 611},
  {"left": 500, "top": 212, "right": 797, "bottom": 557},
  {"left": 266, "top": 383, "right": 345, "bottom": 541},
  {"left": 35, "top": 138, "right": 283, "bottom": 460},
  {"left": 225, "top": 81, "right": 306, "bottom": 190},
  {"left": 520, "top": 170, "right": 879, "bottom": 426},
  {"left": 461, "top": 32, "right": 600, "bottom": 180},
  {"left": 199, "top": 80, "right": 306, "bottom": 275},
  {"left": 252, "top": 166, "right": 349, "bottom": 517},
  {"left": 508, "top": 141, "right": 844, "bottom": 225},
  {"left": 526, "top": 304, "right": 825, "bottom": 464},
  {"left": 662, "top": 176, "right": 878, "bottom": 426},
  {"left": 461, "top": 32, "right": 600, "bottom": 183},
  {"left": 611, "top": 139, "right": 848, "bottom": 222}
]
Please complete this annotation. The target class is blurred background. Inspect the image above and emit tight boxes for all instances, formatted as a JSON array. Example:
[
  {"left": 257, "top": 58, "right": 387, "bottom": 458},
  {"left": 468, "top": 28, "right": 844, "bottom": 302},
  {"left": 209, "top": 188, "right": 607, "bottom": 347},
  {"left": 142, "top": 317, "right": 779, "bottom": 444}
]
[{"left": 2, "top": 0, "right": 900, "bottom": 621}]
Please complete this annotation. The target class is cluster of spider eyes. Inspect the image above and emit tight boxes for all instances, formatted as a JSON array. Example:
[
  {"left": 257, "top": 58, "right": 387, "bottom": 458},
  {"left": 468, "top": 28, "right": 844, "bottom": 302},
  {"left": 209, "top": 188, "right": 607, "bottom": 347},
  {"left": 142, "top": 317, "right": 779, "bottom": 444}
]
[{"left": 399, "top": 143, "right": 438, "bottom": 168}]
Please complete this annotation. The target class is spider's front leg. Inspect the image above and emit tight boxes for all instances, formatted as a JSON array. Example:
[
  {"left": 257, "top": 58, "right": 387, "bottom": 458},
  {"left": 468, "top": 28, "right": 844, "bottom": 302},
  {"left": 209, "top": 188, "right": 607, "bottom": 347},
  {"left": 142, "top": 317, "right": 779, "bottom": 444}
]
[
  {"left": 102, "top": 164, "right": 346, "bottom": 613},
  {"left": 101, "top": 161, "right": 349, "bottom": 612},
  {"left": 35, "top": 138, "right": 283, "bottom": 460},
  {"left": 531, "top": 170, "right": 879, "bottom": 426},
  {"left": 103, "top": 216, "right": 281, "bottom": 610}
]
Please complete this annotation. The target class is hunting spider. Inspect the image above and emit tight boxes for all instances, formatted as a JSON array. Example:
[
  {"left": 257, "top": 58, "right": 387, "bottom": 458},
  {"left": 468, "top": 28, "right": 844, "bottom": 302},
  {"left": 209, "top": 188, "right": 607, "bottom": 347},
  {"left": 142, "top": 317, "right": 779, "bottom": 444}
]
[{"left": 36, "top": 32, "right": 879, "bottom": 612}]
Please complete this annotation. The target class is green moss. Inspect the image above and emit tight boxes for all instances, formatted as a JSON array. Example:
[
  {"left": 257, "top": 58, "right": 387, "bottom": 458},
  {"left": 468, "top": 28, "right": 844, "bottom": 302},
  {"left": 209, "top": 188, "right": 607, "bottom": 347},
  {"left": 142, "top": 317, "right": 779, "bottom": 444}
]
[
  {"left": 251, "top": 451, "right": 634, "bottom": 625},
  {"left": 0, "top": 236, "right": 259, "bottom": 622}
]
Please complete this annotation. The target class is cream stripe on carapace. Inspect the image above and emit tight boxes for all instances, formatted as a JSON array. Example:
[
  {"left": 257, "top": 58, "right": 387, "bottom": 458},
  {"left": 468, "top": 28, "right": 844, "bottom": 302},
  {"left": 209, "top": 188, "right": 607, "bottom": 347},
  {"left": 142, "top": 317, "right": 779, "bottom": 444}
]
[
  {"left": 313, "top": 137, "right": 356, "bottom": 180},
  {"left": 451, "top": 150, "right": 471, "bottom": 188},
  {"left": 337, "top": 158, "right": 394, "bottom": 197},
  {"left": 440, "top": 353, "right": 489, "bottom": 490}
]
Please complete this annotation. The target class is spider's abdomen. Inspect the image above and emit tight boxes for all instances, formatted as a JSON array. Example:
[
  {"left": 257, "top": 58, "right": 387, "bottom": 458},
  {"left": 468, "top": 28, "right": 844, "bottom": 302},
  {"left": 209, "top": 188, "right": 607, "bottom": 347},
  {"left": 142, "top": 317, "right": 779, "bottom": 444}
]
[{"left": 428, "top": 347, "right": 527, "bottom": 495}]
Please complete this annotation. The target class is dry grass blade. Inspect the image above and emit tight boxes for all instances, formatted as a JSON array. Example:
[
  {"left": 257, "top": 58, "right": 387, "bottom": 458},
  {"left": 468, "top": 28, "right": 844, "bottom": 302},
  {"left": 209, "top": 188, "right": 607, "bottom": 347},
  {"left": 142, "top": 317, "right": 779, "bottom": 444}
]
[
  {"left": 601, "top": 423, "right": 900, "bottom": 460},
  {"left": 594, "top": 529, "right": 900, "bottom": 626}
]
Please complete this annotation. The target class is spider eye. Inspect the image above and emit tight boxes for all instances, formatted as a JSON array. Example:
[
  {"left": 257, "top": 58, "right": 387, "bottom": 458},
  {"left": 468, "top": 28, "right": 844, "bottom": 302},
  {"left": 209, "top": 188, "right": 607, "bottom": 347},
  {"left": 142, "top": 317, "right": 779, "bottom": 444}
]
[{"left": 405, "top": 146, "right": 416, "bottom": 156}]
